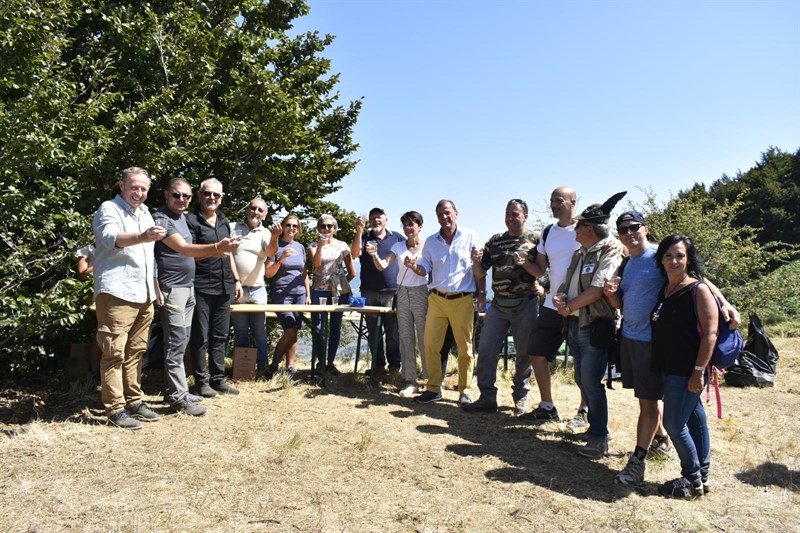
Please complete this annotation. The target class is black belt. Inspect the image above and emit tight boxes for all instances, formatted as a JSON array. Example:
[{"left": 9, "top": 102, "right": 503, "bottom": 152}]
[{"left": 431, "top": 289, "right": 472, "bottom": 300}]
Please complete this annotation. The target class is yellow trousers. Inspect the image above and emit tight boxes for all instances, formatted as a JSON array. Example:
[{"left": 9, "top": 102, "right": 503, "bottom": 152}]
[{"left": 423, "top": 293, "right": 474, "bottom": 394}]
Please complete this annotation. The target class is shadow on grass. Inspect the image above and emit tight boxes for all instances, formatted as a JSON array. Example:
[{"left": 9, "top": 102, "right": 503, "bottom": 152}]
[{"left": 736, "top": 462, "right": 799, "bottom": 492}]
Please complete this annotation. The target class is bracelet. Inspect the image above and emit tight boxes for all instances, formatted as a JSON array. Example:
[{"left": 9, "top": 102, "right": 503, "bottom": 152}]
[
  {"left": 214, "top": 242, "right": 219, "bottom": 252},
  {"left": 693, "top": 365, "right": 705, "bottom": 372},
  {"left": 476, "top": 291, "right": 487, "bottom": 296},
  {"left": 233, "top": 279, "right": 240, "bottom": 283}
]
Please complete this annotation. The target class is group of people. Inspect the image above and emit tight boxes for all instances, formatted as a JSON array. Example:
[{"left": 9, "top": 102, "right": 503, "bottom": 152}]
[{"left": 89, "top": 166, "right": 737, "bottom": 500}]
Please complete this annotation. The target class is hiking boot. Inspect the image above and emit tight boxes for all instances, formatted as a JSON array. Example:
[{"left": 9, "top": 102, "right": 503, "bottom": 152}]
[
  {"left": 399, "top": 383, "right": 416, "bottom": 398},
  {"left": 196, "top": 383, "right": 219, "bottom": 398},
  {"left": 108, "top": 409, "right": 142, "bottom": 430},
  {"left": 414, "top": 391, "right": 442, "bottom": 404},
  {"left": 186, "top": 393, "right": 205, "bottom": 403},
  {"left": 130, "top": 401, "right": 161, "bottom": 422},
  {"left": 171, "top": 399, "right": 207, "bottom": 417},
  {"left": 647, "top": 435, "right": 674, "bottom": 460},
  {"left": 462, "top": 396, "right": 498, "bottom": 413},
  {"left": 514, "top": 398, "right": 528, "bottom": 416},
  {"left": 578, "top": 437, "right": 609, "bottom": 459},
  {"left": 613, "top": 454, "right": 646, "bottom": 485},
  {"left": 567, "top": 408, "right": 589, "bottom": 429},
  {"left": 458, "top": 393, "right": 473, "bottom": 406},
  {"left": 212, "top": 381, "right": 240, "bottom": 396},
  {"left": 658, "top": 477, "right": 704, "bottom": 500},
  {"left": 326, "top": 363, "right": 342, "bottom": 376},
  {"left": 519, "top": 405, "right": 560, "bottom": 422}
]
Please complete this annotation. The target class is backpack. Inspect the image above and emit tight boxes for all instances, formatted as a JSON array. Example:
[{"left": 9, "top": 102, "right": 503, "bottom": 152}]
[{"left": 691, "top": 283, "right": 744, "bottom": 371}]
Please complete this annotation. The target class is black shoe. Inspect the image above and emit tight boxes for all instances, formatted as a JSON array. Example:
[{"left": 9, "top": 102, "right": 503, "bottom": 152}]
[
  {"left": 414, "top": 391, "right": 442, "bottom": 404},
  {"left": 186, "top": 393, "right": 205, "bottom": 403},
  {"left": 130, "top": 401, "right": 161, "bottom": 422},
  {"left": 658, "top": 477, "right": 704, "bottom": 499},
  {"left": 326, "top": 363, "right": 342, "bottom": 376},
  {"left": 461, "top": 397, "right": 498, "bottom": 413},
  {"left": 108, "top": 409, "right": 142, "bottom": 430},
  {"left": 212, "top": 381, "right": 240, "bottom": 396},
  {"left": 171, "top": 399, "right": 207, "bottom": 417},
  {"left": 519, "top": 405, "right": 560, "bottom": 422},
  {"left": 196, "top": 383, "right": 219, "bottom": 398}
]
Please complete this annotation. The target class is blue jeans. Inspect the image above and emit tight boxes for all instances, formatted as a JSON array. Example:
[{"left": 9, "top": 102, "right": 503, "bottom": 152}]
[
  {"left": 567, "top": 319, "right": 608, "bottom": 438},
  {"left": 662, "top": 373, "right": 710, "bottom": 484},
  {"left": 311, "top": 290, "right": 349, "bottom": 365},
  {"left": 231, "top": 285, "right": 269, "bottom": 368},
  {"left": 362, "top": 290, "right": 401, "bottom": 369}
]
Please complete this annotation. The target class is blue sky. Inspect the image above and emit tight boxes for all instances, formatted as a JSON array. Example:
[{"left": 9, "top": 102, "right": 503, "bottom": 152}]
[{"left": 292, "top": 0, "right": 800, "bottom": 242}]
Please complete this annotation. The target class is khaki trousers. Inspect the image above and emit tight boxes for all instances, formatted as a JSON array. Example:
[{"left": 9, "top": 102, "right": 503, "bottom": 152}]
[
  {"left": 423, "top": 292, "right": 474, "bottom": 394},
  {"left": 95, "top": 293, "right": 153, "bottom": 416}
]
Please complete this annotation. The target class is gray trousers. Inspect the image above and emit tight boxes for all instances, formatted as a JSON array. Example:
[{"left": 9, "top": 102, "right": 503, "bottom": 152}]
[
  {"left": 475, "top": 296, "right": 539, "bottom": 402},
  {"left": 161, "top": 287, "right": 195, "bottom": 404},
  {"left": 396, "top": 284, "right": 429, "bottom": 382}
]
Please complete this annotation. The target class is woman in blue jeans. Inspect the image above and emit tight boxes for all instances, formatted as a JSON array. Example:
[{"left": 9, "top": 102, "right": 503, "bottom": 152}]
[
  {"left": 651, "top": 235, "right": 718, "bottom": 499},
  {"left": 307, "top": 214, "right": 355, "bottom": 375}
]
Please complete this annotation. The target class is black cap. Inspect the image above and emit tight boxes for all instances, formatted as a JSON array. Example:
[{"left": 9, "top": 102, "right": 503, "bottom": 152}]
[{"left": 368, "top": 207, "right": 386, "bottom": 216}]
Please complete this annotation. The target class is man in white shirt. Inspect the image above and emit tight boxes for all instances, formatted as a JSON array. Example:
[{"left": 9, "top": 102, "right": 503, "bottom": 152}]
[{"left": 405, "top": 200, "right": 482, "bottom": 405}]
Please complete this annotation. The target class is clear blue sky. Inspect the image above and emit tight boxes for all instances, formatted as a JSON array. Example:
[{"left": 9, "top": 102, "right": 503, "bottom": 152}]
[{"left": 292, "top": 0, "right": 800, "bottom": 243}]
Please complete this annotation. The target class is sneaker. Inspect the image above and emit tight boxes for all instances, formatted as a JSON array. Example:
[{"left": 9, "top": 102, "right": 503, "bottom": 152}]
[
  {"left": 130, "top": 401, "right": 161, "bottom": 422},
  {"left": 578, "top": 437, "right": 609, "bottom": 459},
  {"left": 519, "top": 405, "right": 560, "bottom": 422},
  {"left": 414, "top": 391, "right": 442, "bottom": 404},
  {"left": 326, "top": 363, "right": 342, "bottom": 376},
  {"left": 171, "top": 399, "right": 207, "bottom": 417},
  {"left": 212, "top": 381, "right": 240, "bottom": 396},
  {"left": 462, "top": 396, "right": 498, "bottom": 413},
  {"left": 514, "top": 398, "right": 528, "bottom": 416},
  {"left": 186, "top": 393, "right": 205, "bottom": 403},
  {"left": 658, "top": 477, "right": 704, "bottom": 499},
  {"left": 613, "top": 454, "right": 646, "bottom": 485},
  {"left": 458, "top": 394, "right": 473, "bottom": 406},
  {"left": 647, "top": 435, "right": 674, "bottom": 460},
  {"left": 567, "top": 408, "right": 589, "bottom": 429},
  {"left": 702, "top": 479, "right": 711, "bottom": 494},
  {"left": 399, "top": 383, "right": 416, "bottom": 397},
  {"left": 196, "top": 383, "right": 219, "bottom": 398},
  {"left": 286, "top": 365, "right": 297, "bottom": 376},
  {"left": 108, "top": 409, "right": 142, "bottom": 430}
]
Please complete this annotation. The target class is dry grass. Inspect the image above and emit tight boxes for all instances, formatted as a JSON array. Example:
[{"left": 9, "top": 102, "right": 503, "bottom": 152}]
[{"left": 2, "top": 339, "right": 799, "bottom": 532}]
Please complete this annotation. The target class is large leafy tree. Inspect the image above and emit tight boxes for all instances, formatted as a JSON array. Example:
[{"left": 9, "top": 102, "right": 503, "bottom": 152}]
[{"left": 0, "top": 0, "right": 361, "bottom": 374}]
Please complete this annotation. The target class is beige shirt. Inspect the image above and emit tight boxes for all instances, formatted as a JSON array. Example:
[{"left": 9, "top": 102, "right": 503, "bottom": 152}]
[{"left": 231, "top": 222, "right": 271, "bottom": 287}]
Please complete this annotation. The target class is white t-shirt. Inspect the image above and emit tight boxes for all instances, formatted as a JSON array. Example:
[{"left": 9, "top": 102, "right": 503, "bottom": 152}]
[
  {"left": 390, "top": 241, "right": 428, "bottom": 287},
  {"left": 536, "top": 222, "right": 578, "bottom": 310}
]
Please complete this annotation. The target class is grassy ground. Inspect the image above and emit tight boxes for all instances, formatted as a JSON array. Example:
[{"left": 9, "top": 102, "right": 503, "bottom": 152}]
[{"left": 1, "top": 339, "right": 798, "bottom": 532}]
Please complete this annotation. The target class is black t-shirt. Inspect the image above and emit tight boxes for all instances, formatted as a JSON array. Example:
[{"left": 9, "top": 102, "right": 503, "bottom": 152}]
[
  {"left": 186, "top": 209, "right": 234, "bottom": 295},
  {"left": 651, "top": 281, "right": 701, "bottom": 377}
]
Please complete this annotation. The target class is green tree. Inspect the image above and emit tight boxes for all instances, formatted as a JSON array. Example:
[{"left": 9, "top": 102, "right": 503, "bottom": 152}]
[{"left": 0, "top": 0, "right": 361, "bottom": 375}]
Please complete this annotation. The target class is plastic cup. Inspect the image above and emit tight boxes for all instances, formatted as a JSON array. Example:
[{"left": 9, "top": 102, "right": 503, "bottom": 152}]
[
  {"left": 331, "top": 296, "right": 339, "bottom": 305},
  {"left": 318, "top": 297, "right": 328, "bottom": 306},
  {"left": 366, "top": 240, "right": 378, "bottom": 254},
  {"left": 230, "top": 229, "right": 243, "bottom": 239},
  {"left": 513, "top": 250, "right": 527, "bottom": 262}
]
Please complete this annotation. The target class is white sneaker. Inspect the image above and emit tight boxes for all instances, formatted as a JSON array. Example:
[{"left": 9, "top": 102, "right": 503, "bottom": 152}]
[
  {"left": 458, "top": 393, "right": 473, "bottom": 406},
  {"left": 399, "top": 384, "right": 416, "bottom": 397}
]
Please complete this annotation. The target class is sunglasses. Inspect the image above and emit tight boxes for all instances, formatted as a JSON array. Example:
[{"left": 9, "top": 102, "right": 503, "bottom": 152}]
[
  {"left": 617, "top": 223, "right": 643, "bottom": 235},
  {"left": 171, "top": 192, "right": 192, "bottom": 200},
  {"left": 284, "top": 223, "right": 299, "bottom": 228},
  {"left": 247, "top": 205, "right": 265, "bottom": 213},
  {"left": 201, "top": 191, "right": 223, "bottom": 199},
  {"left": 575, "top": 221, "right": 591, "bottom": 228},
  {"left": 318, "top": 224, "right": 334, "bottom": 229}
]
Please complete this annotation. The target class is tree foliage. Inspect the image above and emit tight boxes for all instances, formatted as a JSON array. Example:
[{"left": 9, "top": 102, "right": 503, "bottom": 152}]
[{"left": 0, "top": 0, "right": 360, "bottom": 375}]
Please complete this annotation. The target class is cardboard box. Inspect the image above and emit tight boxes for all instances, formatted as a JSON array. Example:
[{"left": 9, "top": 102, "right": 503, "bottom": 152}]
[{"left": 232, "top": 347, "right": 257, "bottom": 381}]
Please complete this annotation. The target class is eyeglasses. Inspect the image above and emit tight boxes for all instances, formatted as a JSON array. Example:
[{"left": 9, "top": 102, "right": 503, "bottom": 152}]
[
  {"left": 201, "top": 191, "right": 223, "bottom": 199},
  {"left": 617, "top": 223, "right": 643, "bottom": 235},
  {"left": 171, "top": 192, "right": 192, "bottom": 200},
  {"left": 318, "top": 224, "right": 334, "bottom": 229},
  {"left": 248, "top": 205, "right": 265, "bottom": 213},
  {"left": 284, "top": 223, "right": 299, "bottom": 228}
]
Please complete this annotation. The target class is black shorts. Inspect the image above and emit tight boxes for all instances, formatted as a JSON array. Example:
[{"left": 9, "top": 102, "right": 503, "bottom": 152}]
[
  {"left": 526, "top": 306, "right": 566, "bottom": 363},
  {"left": 620, "top": 336, "right": 663, "bottom": 400}
]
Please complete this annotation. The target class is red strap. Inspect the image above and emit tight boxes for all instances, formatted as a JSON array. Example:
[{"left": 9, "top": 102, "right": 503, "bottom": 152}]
[{"left": 704, "top": 366, "right": 724, "bottom": 419}]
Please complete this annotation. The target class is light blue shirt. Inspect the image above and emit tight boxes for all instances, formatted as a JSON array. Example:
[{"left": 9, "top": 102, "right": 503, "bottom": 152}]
[
  {"left": 619, "top": 244, "right": 664, "bottom": 342},
  {"left": 417, "top": 226, "right": 480, "bottom": 293},
  {"left": 92, "top": 195, "right": 157, "bottom": 303}
]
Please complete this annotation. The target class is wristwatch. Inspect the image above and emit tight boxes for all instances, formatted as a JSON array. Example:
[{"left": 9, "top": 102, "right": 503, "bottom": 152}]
[{"left": 693, "top": 365, "right": 705, "bottom": 372}]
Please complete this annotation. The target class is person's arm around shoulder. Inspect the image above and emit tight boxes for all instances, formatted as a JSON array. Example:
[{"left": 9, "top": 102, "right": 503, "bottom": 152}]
[
  {"left": 691, "top": 282, "right": 719, "bottom": 393},
  {"left": 703, "top": 278, "right": 741, "bottom": 329}
]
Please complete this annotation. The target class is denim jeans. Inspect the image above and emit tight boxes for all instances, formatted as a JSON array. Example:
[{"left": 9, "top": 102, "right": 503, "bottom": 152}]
[
  {"left": 311, "top": 289, "right": 349, "bottom": 365},
  {"left": 662, "top": 373, "right": 710, "bottom": 484},
  {"left": 231, "top": 285, "right": 269, "bottom": 368},
  {"left": 160, "top": 287, "right": 194, "bottom": 404},
  {"left": 567, "top": 319, "right": 608, "bottom": 438},
  {"left": 362, "top": 290, "right": 401, "bottom": 369},
  {"left": 476, "top": 297, "right": 538, "bottom": 403}
]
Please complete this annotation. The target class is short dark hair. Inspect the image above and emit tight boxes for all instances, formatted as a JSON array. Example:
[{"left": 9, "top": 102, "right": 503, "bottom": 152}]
[
  {"left": 507, "top": 198, "right": 528, "bottom": 215},
  {"left": 166, "top": 177, "right": 190, "bottom": 190},
  {"left": 400, "top": 210, "right": 424, "bottom": 227},
  {"left": 655, "top": 234, "right": 705, "bottom": 279},
  {"left": 436, "top": 199, "right": 457, "bottom": 213}
]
